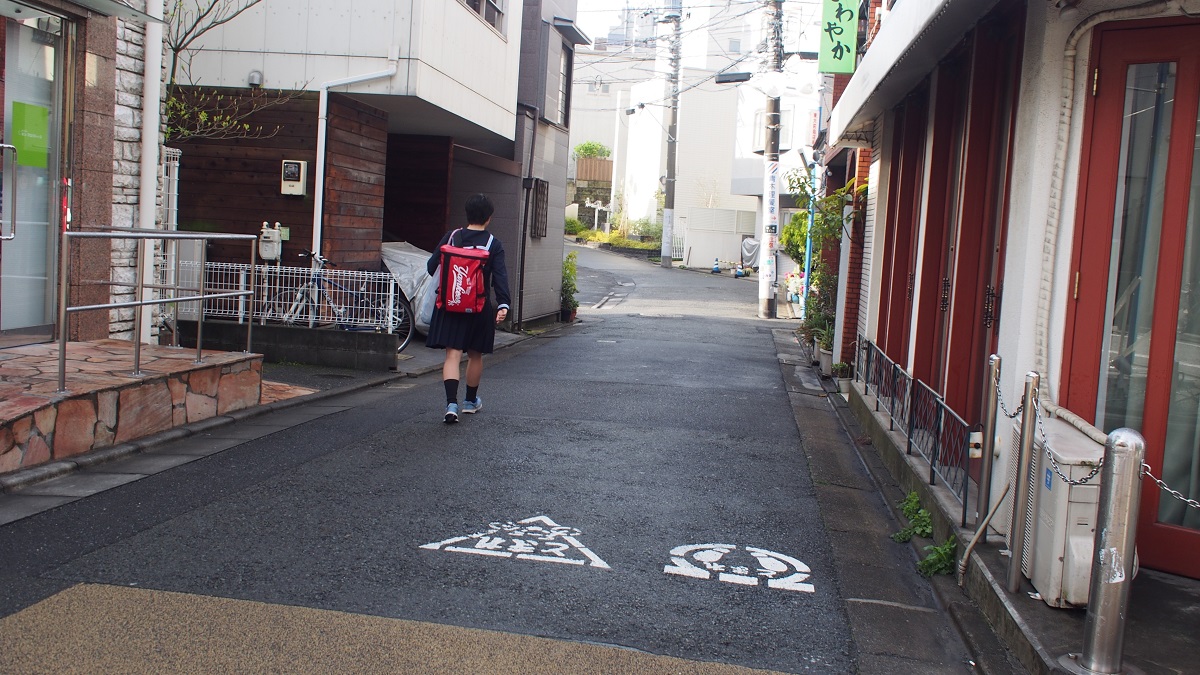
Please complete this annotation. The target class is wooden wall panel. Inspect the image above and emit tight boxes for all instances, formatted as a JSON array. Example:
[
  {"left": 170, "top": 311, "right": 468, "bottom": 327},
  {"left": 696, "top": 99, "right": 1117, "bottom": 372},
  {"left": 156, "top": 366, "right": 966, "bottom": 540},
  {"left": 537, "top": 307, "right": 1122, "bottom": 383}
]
[
  {"left": 175, "top": 89, "right": 319, "bottom": 266},
  {"left": 322, "top": 95, "right": 387, "bottom": 270}
]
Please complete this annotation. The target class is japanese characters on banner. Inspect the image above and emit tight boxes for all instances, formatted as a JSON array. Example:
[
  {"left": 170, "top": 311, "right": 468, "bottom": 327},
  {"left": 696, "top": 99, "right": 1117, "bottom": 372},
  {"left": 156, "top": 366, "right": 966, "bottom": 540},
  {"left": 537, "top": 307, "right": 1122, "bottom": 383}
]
[
  {"left": 819, "top": 0, "right": 859, "bottom": 75},
  {"left": 764, "top": 161, "right": 779, "bottom": 286}
]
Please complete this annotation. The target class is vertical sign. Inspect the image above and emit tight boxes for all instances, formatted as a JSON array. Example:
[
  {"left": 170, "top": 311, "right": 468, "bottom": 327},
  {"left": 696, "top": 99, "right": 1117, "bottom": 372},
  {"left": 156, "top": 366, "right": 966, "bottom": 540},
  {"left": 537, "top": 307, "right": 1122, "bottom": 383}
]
[
  {"left": 819, "top": 1, "right": 859, "bottom": 75},
  {"left": 12, "top": 102, "right": 50, "bottom": 168}
]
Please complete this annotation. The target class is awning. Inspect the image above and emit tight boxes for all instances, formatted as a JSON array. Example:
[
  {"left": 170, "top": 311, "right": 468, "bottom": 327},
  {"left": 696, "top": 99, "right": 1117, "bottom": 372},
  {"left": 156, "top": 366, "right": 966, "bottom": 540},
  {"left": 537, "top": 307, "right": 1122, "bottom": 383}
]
[
  {"left": 828, "top": 0, "right": 1000, "bottom": 147},
  {"left": 70, "top": 0, "right": 162, "bottom": 23},
  {"left": 553, "top": 17, "right": 590, "bottom": 46}
]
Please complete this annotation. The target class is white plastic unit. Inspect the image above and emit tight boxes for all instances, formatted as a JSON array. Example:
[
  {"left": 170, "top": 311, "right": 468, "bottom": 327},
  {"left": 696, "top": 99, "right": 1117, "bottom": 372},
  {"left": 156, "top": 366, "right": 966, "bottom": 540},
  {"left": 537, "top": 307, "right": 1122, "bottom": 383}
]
[
  {"left": 1005, "top": 416, "right": 1104, "bottom": 608},
  {"left": 281, "top": 160, "right": 307, "bottom": 195}
]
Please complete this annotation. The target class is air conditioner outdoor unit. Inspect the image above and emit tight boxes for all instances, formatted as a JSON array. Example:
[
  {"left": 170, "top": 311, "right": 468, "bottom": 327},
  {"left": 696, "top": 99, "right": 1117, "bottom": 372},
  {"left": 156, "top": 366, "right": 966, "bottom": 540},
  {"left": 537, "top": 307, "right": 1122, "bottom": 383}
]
[{"left": 1004, "top": 416, "right": 1104, "bottom": 608}]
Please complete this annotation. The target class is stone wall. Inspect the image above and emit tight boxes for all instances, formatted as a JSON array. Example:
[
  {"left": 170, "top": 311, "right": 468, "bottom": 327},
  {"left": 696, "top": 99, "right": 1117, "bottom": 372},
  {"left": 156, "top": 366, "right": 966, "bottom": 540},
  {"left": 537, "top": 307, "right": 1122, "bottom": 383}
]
[{"left": 110, "top": 6, "right": 166, "bottom": 339}]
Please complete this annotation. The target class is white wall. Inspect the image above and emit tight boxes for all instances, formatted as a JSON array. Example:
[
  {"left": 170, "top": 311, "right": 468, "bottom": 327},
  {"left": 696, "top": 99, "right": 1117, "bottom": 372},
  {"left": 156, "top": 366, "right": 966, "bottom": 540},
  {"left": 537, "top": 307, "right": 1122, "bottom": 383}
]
[{"left": 183, "top": 0, "right": 522, "bottom": 140}]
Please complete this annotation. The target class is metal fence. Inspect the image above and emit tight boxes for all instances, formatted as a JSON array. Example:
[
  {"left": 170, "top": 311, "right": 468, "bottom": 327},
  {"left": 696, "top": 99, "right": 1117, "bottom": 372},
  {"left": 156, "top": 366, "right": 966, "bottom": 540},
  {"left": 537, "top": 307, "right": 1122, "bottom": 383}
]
[
  {"left": 856, "top": 337, "right": 975, "bottom": 525},
  {"left": 178, "top": 261, "right": 405, "bottom": 331}
]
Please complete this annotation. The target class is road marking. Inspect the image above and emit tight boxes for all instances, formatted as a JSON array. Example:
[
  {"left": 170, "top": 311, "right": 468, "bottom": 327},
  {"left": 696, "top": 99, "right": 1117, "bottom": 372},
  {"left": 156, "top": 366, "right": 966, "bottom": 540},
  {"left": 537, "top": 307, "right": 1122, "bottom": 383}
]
[
  {"left": 664, "top": 543, "right": 814, "bottom": 593},
  {"left": 845, "top": 598, "right": 937, "bottom": 613},
  {"left": 421, "top": 515, "right": 611, "bottom": 569}
]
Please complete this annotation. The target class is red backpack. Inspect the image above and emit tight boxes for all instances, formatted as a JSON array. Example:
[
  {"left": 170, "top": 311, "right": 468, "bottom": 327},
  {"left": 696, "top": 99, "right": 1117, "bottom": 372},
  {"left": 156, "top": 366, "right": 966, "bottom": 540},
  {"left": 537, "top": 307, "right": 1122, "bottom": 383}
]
[{"left": 436, "top": 229, "right": 494, "bottom": 313}]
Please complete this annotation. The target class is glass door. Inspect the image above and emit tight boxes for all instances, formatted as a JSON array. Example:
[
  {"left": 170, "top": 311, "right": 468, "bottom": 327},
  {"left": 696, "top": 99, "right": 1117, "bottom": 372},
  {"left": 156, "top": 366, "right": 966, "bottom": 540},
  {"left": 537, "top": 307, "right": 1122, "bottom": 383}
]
[
  {"left": 0, "top": 4, "right": 64, "bottom": 348},
  {"left": 1067, "top": 21, "right": 1200, "bottom": 579}
]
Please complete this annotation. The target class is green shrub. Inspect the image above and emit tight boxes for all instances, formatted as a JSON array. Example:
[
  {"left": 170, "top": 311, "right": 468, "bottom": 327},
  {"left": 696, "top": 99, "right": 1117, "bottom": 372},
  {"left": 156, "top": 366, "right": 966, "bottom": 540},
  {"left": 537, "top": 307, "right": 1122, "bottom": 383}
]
[
  {"left": 565, "top": 217, "right": 584, "bottom": 235},
  {"left": 892, "top": 492, "right": 933, "bottom": 543},
  {"left": 573, "top": 141, "right": 611, "bottom": 158},
  {"left": 561, "top": 251, "right": 579, "bottom": 311}
]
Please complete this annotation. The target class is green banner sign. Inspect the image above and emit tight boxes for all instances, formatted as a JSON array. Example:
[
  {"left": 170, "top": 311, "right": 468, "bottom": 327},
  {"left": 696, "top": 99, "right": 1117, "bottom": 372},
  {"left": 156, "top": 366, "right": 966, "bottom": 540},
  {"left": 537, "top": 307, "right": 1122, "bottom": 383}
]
[
  {"left": 12, "top": 102, "right": 50, "bottom": 169},
  {"left": 819, "top": 0, "right": 859, "bottom": 74}
]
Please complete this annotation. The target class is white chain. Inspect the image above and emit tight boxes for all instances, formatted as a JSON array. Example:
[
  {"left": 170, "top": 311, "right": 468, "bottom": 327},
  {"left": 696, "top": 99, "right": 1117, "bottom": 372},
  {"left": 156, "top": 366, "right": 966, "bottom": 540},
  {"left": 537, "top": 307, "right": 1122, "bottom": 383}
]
[
  {"left": 1142, "top": 464, "right": 1200, "bottom": 510},
  {"left": 995, "top": 380, "right": 1023, "bottom": 420}
]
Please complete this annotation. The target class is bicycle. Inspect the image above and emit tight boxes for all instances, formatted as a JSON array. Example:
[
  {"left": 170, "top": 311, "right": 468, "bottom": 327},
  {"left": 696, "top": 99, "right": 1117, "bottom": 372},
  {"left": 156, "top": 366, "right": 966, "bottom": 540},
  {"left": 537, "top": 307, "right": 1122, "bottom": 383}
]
[{"left": 261, "top": 249, "right": 415, "bottom": 352}]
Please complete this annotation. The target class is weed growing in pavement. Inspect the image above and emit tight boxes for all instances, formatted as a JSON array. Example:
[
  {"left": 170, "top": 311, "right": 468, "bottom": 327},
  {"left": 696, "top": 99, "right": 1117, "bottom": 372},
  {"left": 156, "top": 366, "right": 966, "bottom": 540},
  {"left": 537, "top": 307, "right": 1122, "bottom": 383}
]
[
  {"left": 918, "top": 538, "right": 958, "bottom": 577},
  {"left": 892, "top": 491, "right": 933, "bottom": 542}
]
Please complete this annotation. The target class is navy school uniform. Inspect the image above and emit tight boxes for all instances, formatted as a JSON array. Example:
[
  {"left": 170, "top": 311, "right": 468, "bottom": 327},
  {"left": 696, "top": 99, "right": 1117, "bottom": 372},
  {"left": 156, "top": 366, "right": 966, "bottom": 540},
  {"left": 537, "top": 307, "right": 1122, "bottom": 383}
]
[{"left": 425, "top": 228, "right": 512, "bottom": 353}]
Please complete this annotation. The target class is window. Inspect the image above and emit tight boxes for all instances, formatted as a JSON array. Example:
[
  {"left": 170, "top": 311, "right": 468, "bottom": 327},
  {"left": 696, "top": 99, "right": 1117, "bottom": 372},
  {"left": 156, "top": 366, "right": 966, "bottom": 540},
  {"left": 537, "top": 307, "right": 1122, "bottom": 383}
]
[
  {"left": 466, "top": 0, "right": 503, "bottom": 31},
  {"left": 729, "top": 38, "right": 741, "bottom": 53},
  {"left": 557, "top": 47, "right": 573, "bottom": 126}
]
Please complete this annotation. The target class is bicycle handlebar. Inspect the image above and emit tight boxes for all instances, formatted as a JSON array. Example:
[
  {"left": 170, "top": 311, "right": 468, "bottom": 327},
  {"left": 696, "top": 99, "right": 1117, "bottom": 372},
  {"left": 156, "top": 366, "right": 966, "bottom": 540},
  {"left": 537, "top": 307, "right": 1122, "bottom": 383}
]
[{"left": 299, "top": 249, "right": 337, "bottom": 268}]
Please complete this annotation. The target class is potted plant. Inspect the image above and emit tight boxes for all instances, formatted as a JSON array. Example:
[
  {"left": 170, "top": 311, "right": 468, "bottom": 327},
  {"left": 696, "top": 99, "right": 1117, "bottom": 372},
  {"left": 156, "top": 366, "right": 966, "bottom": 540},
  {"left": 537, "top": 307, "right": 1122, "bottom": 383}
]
[
  {"left": 816, "top": 322, "right": 834, "bottom": 377},
  {"left": 831, "top": 361, "right": 853, "bottom": 394},
  {"left": 561, "top": 251, "right": 580, "bottom": 321}
]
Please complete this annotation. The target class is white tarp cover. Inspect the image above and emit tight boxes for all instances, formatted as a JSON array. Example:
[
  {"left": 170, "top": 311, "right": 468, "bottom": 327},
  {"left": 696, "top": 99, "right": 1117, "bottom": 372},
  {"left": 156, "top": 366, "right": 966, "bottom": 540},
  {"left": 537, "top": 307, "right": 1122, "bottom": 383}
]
[{"left": 381, "top": 242, "right": 435, "bottom": 334}]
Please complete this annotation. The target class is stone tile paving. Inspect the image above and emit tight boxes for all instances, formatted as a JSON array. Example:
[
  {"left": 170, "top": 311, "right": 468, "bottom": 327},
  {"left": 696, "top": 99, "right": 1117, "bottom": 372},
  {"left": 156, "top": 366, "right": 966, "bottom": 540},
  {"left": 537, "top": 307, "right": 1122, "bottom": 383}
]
[{"left": 0, "top": 340, "right": 263, "bottom": 475}]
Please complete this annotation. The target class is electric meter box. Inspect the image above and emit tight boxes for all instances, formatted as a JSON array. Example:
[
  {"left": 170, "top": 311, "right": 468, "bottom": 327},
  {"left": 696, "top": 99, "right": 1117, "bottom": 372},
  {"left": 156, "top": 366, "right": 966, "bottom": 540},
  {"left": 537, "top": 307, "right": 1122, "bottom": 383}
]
[
  {"left": 259, "top": 222, "right": 282, "bottom": 261},
  {"left": 281, "top": 160, "right": 307, "bottom": 195}
]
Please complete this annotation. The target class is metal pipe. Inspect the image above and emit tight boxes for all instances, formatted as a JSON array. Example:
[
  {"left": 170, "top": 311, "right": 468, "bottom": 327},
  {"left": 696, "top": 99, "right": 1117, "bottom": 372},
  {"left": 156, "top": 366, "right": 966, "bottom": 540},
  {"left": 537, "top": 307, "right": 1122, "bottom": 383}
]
[
  {"left": 978, "top": 355, "right": 1002, "bottom": 541},
  {"left": 132, "top": 238, "right": 146, "bottom": 376},
  {"left": 196, "top": 242, "right": 207, "bottom": 364},
  {"left": 959, "top": 482, "right": 1011, "bottom": 587},
  {"left": 246, "top": 240, "right": 256, "bottom": 353},
  {"left": 57, "top": 224, "right": 71, "bottom": 393},
  {"left": 1007, "top": 371, "right": 1040, "bottom": 593},
  {"left": 1059, "top": 429, "right": 1146, "bottom": 675}
]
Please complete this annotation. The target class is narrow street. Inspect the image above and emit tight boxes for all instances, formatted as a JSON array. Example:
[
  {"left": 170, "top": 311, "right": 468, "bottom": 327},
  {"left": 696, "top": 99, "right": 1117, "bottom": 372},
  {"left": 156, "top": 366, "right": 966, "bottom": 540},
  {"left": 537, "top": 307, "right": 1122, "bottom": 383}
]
[{"left": 0, "top": 245, "right": 984, "bottom": 673}]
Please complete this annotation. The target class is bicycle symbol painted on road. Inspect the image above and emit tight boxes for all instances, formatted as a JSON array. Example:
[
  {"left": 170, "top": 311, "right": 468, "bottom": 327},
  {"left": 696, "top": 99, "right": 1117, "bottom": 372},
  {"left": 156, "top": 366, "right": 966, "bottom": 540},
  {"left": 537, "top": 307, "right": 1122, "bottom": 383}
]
[
  {"left": 663, "top": 543, "right": 814, "bottom": 592},
  {"left": 420, "top": 515, "right": 611, "bottom": 569}
]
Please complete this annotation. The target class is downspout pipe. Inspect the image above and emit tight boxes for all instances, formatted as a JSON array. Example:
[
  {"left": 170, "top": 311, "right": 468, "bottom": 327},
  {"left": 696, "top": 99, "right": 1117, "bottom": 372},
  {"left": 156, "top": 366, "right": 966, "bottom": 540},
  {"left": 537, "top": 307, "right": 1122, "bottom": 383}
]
[
  {"left": 516, "top": 103, "right": 539, "bottom": 330},
  {"left": 1035, "top": 0, "right": 1174, "bottom": 402},
  {"left": 138, "top": 0, "right": 165, "bottom": 342},
  {"left": 312, "top": 46, "right": 400, "bottom": 257}
]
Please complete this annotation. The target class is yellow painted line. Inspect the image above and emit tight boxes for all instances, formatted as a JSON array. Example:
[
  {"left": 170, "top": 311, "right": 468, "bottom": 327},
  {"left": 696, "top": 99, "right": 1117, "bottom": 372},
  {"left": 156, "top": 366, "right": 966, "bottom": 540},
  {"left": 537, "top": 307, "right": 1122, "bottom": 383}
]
[{"left": 0, "top": 584, "right": 785, "bottom": 674}]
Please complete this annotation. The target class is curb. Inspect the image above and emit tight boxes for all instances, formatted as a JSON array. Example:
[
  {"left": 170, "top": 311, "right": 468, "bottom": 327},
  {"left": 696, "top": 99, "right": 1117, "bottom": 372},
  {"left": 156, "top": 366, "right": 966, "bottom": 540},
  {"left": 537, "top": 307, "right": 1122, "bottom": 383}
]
[
  {"left": 804, "top": 348, "right": 1021, "bottom": 674},
  {"left": 0, "top": 331, "right": 545, "bottom": 494}
]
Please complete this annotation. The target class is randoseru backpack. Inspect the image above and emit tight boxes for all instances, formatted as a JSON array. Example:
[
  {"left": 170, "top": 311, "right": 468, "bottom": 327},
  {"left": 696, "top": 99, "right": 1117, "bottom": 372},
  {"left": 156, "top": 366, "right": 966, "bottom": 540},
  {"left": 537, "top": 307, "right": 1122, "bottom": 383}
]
[{"left": 436, "top": 229, "right": 493, "bottom": 313}]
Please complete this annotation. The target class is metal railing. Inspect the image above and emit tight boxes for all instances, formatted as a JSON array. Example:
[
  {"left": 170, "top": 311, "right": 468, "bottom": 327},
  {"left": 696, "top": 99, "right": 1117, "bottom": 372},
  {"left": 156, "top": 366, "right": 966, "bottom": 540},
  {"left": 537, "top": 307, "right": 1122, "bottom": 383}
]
[
  {"left": 57, "top": 228, "right": 258, "bottom": 392},
  {"left": 186, "top": 261, "right": 404, "bottom": 330},
  {"left": 910, "top": 379, "right": 973, "bottom": 525},
  {"left": 856, "top": 338, "right": 975, "bottom": 523}
]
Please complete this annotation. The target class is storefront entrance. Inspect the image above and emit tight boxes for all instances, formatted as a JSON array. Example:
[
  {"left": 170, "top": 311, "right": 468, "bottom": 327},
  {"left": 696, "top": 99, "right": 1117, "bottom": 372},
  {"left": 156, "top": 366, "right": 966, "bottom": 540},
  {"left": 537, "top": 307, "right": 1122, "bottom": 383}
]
[
  {"left": 1066, "top": 19, "right": 1200, "bottom": 579},
  {"left": 0, "top": 3, "right": 64, "bottom": 348}
]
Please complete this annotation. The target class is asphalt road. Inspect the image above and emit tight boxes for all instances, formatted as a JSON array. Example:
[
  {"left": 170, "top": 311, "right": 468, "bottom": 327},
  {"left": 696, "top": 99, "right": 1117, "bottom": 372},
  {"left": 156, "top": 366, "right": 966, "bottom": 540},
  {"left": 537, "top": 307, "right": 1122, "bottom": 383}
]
[{"left": 0, "top": 244, "right": 977, "bottom": 673}]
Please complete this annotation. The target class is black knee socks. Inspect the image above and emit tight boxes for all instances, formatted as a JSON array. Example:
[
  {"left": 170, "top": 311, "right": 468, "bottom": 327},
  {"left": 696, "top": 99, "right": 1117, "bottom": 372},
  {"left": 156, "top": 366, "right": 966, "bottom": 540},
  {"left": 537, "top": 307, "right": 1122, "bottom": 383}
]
[{"left": 445, "top": 379, "right": 459, "bottom": 404}]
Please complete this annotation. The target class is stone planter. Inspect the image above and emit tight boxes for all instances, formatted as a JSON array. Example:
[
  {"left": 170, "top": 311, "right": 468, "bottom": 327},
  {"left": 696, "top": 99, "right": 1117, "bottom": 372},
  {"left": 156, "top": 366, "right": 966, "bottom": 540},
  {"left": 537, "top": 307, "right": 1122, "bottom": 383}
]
[
  {"left": 819, "top": 348, "right": 833, "bottom": 377},
  {"left": 837, "top": 377, "right": 851, "bottom": 394}
]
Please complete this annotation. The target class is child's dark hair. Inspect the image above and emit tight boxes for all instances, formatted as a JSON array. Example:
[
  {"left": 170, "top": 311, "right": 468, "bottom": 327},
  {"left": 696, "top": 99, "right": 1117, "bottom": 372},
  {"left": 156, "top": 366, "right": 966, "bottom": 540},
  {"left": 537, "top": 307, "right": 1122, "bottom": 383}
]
[{"left": 465, "top": 194, "right": 494, "bottom": 225}]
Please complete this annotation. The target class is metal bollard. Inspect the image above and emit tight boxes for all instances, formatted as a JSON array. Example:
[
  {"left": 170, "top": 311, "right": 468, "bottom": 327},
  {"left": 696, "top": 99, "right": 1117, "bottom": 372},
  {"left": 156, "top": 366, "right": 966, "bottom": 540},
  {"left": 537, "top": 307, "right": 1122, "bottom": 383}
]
[
  {"left": 1006, "top": 371, "right": 1039, "bottom": 594},
  {"left": 1059, "top": 428, "right": 1146, "bottom": 675},
  {"left": 977, "top": 355, "right": 1001, "bottom": 542}
]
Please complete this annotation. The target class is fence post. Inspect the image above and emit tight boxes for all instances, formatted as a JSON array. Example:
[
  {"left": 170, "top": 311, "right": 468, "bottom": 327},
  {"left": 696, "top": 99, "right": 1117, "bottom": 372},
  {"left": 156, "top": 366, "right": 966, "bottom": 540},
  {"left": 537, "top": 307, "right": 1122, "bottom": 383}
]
[
  {"left": 977, "top": 355, "right": 1002, "bottom": 541},
  {"left": 195, "top": 240, "right": 207, "bottom": 364},
  {"left": 1007, "top": 371, "right": 1040, "bottom": 594},
  {"left": 132, "top": 238, "right": 146, "bottom": 376},
  {"left": 930, "top": 394, "right": 942, "bottom": 486},
  {"left": 57, "top": 232, "right": 72, "bottom": 393},
  {"left": 889, "top": 364, "right": 898, "bottom": 431},
  {"left": 1059, "top": 428, "right": 1146, "bottom": 675}
]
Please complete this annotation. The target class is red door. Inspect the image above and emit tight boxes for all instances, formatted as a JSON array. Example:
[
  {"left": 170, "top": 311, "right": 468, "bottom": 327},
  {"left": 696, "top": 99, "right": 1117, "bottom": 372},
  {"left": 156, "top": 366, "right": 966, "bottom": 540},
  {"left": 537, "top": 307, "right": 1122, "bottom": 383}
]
[{"left": 1064, "top": 20, "right": 1200, "bottom": 578}]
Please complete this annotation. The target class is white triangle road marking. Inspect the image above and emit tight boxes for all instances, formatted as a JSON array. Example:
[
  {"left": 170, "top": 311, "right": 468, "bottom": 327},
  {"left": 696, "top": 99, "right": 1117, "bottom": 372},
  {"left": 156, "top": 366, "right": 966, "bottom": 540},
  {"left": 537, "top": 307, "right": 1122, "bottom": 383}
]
[{"left": 421, "top": 515, "right": 611, "bottom": 569}]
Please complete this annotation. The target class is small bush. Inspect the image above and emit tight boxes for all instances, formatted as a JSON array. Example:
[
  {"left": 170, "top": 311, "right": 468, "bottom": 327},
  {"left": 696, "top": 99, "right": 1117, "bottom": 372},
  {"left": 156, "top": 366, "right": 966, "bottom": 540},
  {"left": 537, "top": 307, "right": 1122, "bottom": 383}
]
[
  {"left": 565, "top": 217, "right": 584, "bottom": 235},
  {"left": 892, "top": 492, "right": 933, "bottom": 543}
]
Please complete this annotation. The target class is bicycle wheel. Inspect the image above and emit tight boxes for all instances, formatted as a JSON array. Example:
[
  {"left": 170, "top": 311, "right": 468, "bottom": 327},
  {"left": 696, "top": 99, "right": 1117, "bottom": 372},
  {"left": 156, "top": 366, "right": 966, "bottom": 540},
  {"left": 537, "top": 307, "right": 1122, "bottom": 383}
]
[
  {"left": 264, "top": 289, "right": 313, "bottom": 326},
  {"left": 370, "top": 291, "right": 415, "bottom": 352}
]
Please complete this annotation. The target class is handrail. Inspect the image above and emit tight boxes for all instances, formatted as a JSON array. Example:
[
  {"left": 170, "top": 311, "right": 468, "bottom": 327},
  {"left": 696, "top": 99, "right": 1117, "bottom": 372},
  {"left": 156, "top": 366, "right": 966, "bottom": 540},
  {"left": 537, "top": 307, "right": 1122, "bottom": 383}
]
[{"left": 57, "top": 228, "right": 259, "bottom": 392}]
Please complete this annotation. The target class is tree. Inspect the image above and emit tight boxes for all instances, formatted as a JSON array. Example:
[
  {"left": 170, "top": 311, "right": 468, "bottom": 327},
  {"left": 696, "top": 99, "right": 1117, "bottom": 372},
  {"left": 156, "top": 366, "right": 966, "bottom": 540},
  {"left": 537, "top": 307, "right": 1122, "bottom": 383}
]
[
  {"left": 164, "top": 0, "right": 305, "bottom": 142},
  {"left": 573, "top": 141, "right": 611, "bottom": 159}
]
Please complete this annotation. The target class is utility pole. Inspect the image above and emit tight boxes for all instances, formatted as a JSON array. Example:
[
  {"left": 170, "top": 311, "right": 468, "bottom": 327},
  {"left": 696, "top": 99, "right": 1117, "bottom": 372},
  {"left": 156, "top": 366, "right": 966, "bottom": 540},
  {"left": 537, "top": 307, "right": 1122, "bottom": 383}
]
[
  {"left": 660, "top": 1, "right": 682, "bottom": 269},
  {"left": 758, "top": 0, "right": 783, "bottom": 318}
]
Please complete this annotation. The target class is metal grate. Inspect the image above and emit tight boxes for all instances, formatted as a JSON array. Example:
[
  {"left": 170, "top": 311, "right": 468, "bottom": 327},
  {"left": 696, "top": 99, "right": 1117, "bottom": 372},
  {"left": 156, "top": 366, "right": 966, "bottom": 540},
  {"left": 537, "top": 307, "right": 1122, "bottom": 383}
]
[{"left": 531, "top": 179, "right": 549, "bottom": 238}]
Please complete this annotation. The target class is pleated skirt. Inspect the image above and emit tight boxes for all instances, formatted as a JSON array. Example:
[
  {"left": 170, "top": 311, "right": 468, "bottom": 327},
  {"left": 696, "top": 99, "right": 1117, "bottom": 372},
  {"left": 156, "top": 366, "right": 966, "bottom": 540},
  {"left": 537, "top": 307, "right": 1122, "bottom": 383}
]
[{"left": 425, "top": 306, "right": 497, "bottom": 353}]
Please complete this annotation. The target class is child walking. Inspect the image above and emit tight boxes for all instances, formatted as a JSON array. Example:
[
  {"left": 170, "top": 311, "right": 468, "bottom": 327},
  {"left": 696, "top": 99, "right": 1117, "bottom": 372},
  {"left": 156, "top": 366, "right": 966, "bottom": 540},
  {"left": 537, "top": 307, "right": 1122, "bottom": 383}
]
[{"left": 426, "top": 194, "right": 511, "bottom": 423}]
